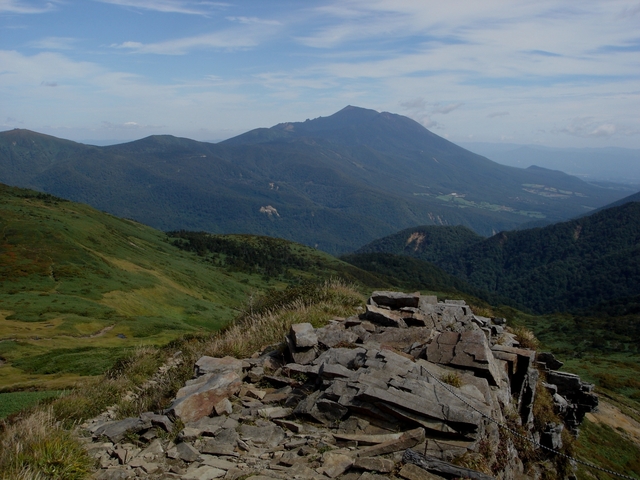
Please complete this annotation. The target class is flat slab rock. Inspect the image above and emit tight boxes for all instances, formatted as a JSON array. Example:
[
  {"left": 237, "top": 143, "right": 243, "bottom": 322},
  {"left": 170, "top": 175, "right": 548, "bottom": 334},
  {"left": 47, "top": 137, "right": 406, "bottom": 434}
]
[{"left": 370, "top": 291, "right": 421, "bottom": 309}]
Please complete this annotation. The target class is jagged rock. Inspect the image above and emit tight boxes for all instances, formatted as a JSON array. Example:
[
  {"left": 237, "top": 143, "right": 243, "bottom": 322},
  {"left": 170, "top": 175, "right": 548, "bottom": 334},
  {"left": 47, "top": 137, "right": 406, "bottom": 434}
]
[
  {"left": 286, "top": 333, "right": 319, "bottom": 365},
  {"left": 310, "top": 398, "right": 349, "bottom": 425},
  {"left": 238, "top": 422, "right": 285, "bottom": 449},
  {"left": 537, "top": 352, "right": 564, "bottom": 371},
  {"left": 256, "top": 406, "right": 292, "bottom": 419},
  {"left": 195, "top": 356, "right": 243, "bottom": 378},
  {"left": 139, "top": 412, "right": 173, "bottom": 432},
  {"left": 182, "top": 465, "right": 226, "bottom": 480},
  {"left": 356, "top": 428, "right": 425, "bottom": 457},
  {"left": 176, "top": 441, "right": 201, "bottom": 462},
  {"left": 93, "top": 417, "right": 147, "bottom": 443},
  {"left": 541, "top": 422, "right": 564, "bottom": 450},
  {"left": 370, "top": 291, "right": 421, "bottom": 309},
  {"left": 363, "top": 304, "right": 408, "bottom": 328},
  {"left": 316, "top": 323, "right": 360, "bottom": 348},
  {"left": 352, "top": 457, "right": 395, "bottom": 472},
  {"left": 403, "top": 449, "right": 495, "bottom": 480},
  {"left": 368, "top": 327, "right": 434, "bottom": 351},
  {"left": 192, "top": 457, "right": 235, "bottom": 471},
  {"left": 290, "top": 323, "right": 319, "bottom": 348},
  {"left": 214, "top": 397, "right": 234, "bottom": 415},
  {"left": 358, "top": 473, "right": 390, "bottom": 480},
  {"left": 314, "top": 347, "right": 367, "bottom": 370},
  {"left": 83, "top": 291, "right": 597, "bottom": 480},
  {"left": 333, "top": 432, "right": 404, "bottom": 445},
  {"left": 426, "top": 330, "right": 501, "bottom": 386},
  {"left": 263, "top": 385, "right": 293, "bottom": 404},
  {"left": 320, "top": 451, "right": 355, "bottom": 478},
  {"left": 169, "top": 371, "right": 242, "bottom": 423},
  {"left": 139, "top": 438, "right": 164, "bottom": 458},
  {"left": 199, "top": 440, "right": 239, "bottom": 457},
  {"left": 94, "top": 468, "right": 136, "bottom": 480},
  {"left": 273, "top": 419, "right": 303, "bottom": 433},
  {"left": 398, "top": 463, "right": 444, "bottom": 480}
]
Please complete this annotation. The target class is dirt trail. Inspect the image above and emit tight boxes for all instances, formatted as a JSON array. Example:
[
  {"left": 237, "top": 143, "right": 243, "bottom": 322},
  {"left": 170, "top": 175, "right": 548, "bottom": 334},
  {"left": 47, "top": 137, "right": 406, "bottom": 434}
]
[
  {"left": 586, "top": 399, "right": 640, "bottom": 446},
  {"left": 87, "top": 324, "right": 115, "bottom": 338}
]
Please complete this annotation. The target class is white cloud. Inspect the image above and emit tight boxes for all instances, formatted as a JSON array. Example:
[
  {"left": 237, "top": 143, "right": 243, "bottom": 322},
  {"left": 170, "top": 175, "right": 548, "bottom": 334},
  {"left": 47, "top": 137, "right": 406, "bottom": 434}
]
[
  {"left": 226, "top": 16, "right": 281, "bottom": 26},
  {"left": 487, "top": 111, "right": 509, "bottom": 118},
  {"left": 28, "top": 37, "right": 77, "bottom": 50},
  {"left": 553, "top": 117, "right": 638, "bottom": 138},
  {"left": 112, "top": 17, "right": 280, "bottom": 55},
  {"left": 433, "top": 103, "right": 463, "bottom": 114},
  {"left": 95, "top": 0, "right": 228, "bottom": 16},
  {"left": 113, "top": 32, "right": 259, "bottom": 54},
  {"left": 101, "top": 120, "right": 164, "bottom": 130},
  {"left": 0, "top": 0, "right": 55, "bottom": 14}
]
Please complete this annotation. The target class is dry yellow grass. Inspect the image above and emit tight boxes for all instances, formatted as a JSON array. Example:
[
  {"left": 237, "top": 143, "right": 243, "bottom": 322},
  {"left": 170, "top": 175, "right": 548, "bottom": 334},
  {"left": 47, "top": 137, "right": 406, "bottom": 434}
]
[
  {"left": 0, "top": 408, "right": 93, "bottom": 480},
  {"left": 203, "top": 279, "right": 363, "bottom": 359}
]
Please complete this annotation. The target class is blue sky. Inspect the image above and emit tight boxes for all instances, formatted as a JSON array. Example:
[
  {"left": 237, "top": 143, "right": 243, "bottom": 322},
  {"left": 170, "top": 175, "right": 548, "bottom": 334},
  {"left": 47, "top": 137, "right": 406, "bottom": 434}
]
[{"left": 1, "top": 0, "right": 639, "bottom": 147}]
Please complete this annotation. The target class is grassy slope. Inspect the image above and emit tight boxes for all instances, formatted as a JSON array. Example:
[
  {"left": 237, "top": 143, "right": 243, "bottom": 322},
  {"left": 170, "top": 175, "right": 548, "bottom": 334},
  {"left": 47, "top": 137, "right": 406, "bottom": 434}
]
[{"left": 0, "top": 184, "right": 378, "bottom": 391}]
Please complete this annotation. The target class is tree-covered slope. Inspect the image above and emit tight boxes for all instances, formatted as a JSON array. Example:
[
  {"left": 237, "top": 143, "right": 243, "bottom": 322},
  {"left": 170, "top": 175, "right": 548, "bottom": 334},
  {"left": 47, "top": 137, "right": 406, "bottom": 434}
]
[
  {"left": 352, "top": 224, "right": 485, "bottom": 264},
  {"left": 440, "top": 201, "right": 640, "bottom": 313},
  {"left": 340, "top": 252, "right": 515, "bottom": 308},
  {"left": 357, "top": 201, "right": 640, "bottom": 314}
]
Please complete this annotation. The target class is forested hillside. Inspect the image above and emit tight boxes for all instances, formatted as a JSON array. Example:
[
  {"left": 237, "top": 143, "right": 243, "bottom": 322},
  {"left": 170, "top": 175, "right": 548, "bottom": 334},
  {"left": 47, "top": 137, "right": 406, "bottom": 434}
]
[{"left": 354, "top": 201, "right": 640, "bottom": 314}]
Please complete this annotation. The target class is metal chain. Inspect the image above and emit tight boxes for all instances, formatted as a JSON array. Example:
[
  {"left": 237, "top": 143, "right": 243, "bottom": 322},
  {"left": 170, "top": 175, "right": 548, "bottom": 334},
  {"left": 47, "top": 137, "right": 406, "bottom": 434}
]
[{"left": 420, "top": 365, "right": 638, "bottom": 480}]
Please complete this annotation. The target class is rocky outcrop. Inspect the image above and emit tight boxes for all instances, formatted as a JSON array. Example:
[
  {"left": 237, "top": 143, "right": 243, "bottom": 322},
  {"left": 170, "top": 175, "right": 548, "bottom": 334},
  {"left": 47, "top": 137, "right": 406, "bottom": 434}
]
[{"left": 82, "top": 291, "right": 597, "bottom": 480}]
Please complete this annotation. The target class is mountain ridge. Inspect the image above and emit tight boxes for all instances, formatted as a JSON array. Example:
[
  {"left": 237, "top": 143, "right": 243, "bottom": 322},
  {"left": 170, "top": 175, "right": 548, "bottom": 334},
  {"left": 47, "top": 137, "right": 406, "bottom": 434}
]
[{"left": 0, "top": 106, "right": 630, "bottom": 254}]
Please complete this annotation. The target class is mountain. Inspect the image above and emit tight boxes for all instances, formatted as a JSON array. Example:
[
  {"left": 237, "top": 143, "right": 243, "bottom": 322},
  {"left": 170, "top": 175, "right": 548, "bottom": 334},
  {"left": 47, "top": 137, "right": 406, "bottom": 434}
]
[
  {"left": 0, "top": 182, "right": 380, "bottom": 390},
  {"left": 0, "top": 107, "right": 629, "bottom": 254},
  {"left": 354, "top": 201, "right": 640, "bottom": 314}
]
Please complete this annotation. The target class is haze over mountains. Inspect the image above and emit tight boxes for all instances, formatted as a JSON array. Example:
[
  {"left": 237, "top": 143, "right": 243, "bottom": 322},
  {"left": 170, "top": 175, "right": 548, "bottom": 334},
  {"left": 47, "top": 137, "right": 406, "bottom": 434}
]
[
  {"left": 0, "top": 106, "right": 632, "bottom": 254},
  {"left": 462, "top": 142, "right": 640, "bottom": 186}
]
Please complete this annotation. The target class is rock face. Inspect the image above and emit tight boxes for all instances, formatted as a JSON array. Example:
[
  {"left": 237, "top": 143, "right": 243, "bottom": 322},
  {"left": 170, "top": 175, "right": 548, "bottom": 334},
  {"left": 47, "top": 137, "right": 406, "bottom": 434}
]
[{"left": 83, "top": 291, "right": 596, "bottom": 480}]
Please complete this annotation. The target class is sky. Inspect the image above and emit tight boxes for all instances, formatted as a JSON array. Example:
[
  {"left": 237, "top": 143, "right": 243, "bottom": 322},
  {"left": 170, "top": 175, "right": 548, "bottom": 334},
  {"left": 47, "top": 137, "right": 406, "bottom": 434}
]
[{"left": 1, "top": 0, "right": 639, "bottom": 147}]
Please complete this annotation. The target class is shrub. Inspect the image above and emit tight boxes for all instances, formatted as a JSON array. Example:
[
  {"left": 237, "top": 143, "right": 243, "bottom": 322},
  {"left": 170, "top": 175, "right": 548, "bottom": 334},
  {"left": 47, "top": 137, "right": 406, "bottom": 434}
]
[
  {"left": 440, "top": 372, "right": 463, "bottom": 388},
  {"left": 510, "top": 325, "right": 540, "bottom": 350}
]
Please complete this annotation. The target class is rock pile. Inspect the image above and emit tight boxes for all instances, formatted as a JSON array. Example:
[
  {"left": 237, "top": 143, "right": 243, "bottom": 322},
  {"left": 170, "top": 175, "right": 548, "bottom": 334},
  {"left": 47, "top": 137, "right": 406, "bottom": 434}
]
[{"left": 82, "top": 292, "right": 597, "bottom": 480}]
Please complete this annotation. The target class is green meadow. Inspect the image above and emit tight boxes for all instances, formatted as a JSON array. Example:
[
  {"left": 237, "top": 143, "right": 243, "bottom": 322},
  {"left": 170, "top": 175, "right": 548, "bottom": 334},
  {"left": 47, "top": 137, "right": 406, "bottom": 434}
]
[{"left": 0, "top": 184, "right": 371, "bottom": 392}]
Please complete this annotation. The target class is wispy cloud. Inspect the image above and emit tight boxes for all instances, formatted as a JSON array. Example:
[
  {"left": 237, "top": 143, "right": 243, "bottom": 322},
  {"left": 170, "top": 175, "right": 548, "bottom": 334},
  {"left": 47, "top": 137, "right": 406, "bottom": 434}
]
[
  {"left": 114, "top": 31, "right": 260, "bottom": 54},
  {"left": 95, "top": 0, "right": 228, "bottom": 16},
  {"left": 101, "top": 120, "right": 164, "bottom": 130},
  {"left": 433, "top": 103, "right": 463, "bottom": 114},
  {"left": 226, "top": 16, "right": 280, "bottom": 26},
  {"left": 398, "top": 98, "right": 462, "bottom": 128},
  {"left": 0, "top": 0, "right": 56, "bottom": 14},
  {"left": 113, "top": 17, "right": 280, "bottom": 55},
  {"left": 28, "top": 37, "right": 77, "bottom": 50},
  {"left": 554, "top": 117, "right": 638, "bottom": 138},
  {"left": 487, "top": 111, "right": 509, "bottom": 118}
]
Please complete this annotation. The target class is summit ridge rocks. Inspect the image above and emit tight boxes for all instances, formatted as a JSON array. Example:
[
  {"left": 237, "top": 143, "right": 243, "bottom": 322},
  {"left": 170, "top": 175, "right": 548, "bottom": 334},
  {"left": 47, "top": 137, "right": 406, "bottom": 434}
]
[{"left": 83, "top": 291, "right": 597, "bottom": 480}]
